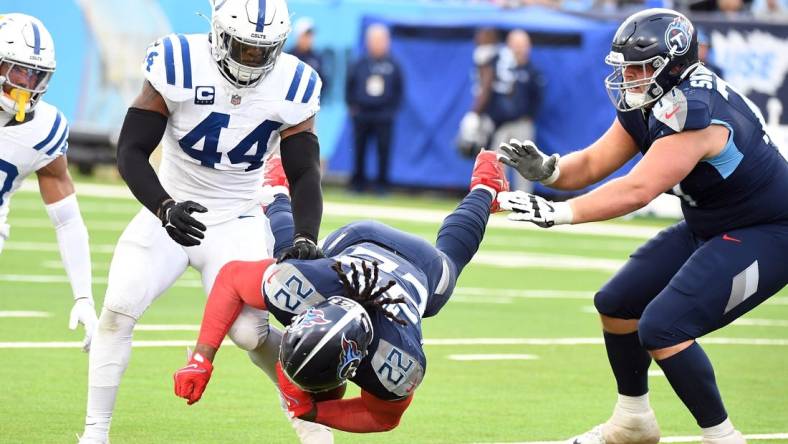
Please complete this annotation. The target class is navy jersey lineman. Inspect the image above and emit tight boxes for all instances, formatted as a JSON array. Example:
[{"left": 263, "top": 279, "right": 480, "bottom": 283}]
[
  {"left": 172, "top": 150, "right": 510, "bottom": 433},
  {"left": 496, "top": 8, "right": 787, "bottom": 444},
  {"left": 81, "top": 1, "right": 328, "bottom": 443}
]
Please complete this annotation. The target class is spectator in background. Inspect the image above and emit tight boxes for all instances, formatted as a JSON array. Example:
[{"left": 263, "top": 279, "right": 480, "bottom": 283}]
[
  {"left": 752, "top": 0, "right": 788, "bottom": 19},
  {"left": 488, "top": 29, "right": 545, "bottom": 190},
  {"left": 717, "top": 0, "right": 747, "bottom": 16},
  {"left": 346, "top": 24, "right": 404, "bottom": 194},
  {"left": 457, "top": 28, "right": 499, "bottom": 157},
  {"left": 289, "top": 18, "right": 328, "bottom": 92},
  {"left": 697, "top": 29, "right": 723, "bottom": 77}
]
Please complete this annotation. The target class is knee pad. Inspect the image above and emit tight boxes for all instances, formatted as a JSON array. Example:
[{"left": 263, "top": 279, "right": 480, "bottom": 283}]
[
  {"left": 96, "top": 308, "right": 137, "bottom": 336},
  {"left": 594, "top": 289, "right": 627, "bottom": 317},
  {"left": 637, "top": 309, "right": 678, "bottom": 350},
  {"left": 227, "top": 306, "right": 270, "bottom": 351}
]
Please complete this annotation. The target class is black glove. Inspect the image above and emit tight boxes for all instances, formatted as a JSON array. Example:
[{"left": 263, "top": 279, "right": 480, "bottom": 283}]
[
  {"left": 158, "top": 200, "right": 208, "bottom": 247},
  {"left": 277, "top": 235, "right": 324, "bottom": 263}
]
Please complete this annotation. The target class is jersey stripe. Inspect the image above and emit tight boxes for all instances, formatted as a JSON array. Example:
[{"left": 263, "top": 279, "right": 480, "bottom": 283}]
[
  {"left": 301, "top": 69, "right": 318, "bottom": 103},
  {"left": 31, "top": 21, "right": 41, "bottom": 55},
  {"left": 255, "top": 0, "right": 267, "bottom": 32},
  {"left": 46, "top": 122, "right": 69, "bottom": 156},
  {"left": 285, "top": 62, "right": 305, "bottom": 101},
  {"left": 162, "top": 37, "right": 175, "bottom": 86},
  {"left": 33, "top": 112, "right": 62, "bottom": 151},
  {"left": 177, "top": 35, "right": 192, "bottom": 89}
]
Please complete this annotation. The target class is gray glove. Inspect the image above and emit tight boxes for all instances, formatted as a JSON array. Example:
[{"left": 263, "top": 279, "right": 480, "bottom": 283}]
[{"left": 499, "top": 139, "right": 560, "bottom": 185}]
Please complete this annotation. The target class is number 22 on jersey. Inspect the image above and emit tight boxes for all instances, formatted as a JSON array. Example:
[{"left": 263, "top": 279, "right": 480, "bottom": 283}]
[{"left": 179, "top": 112, "right": 282, "bottom": 171}]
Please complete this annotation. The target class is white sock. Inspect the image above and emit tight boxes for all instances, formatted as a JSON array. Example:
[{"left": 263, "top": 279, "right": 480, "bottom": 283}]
[
  {"left": 246, "top": 325, "right": 283, "bottom": 383},
  {"left": 616, "top": 393, "right": 651, "bottom": 414},
  {"left": 82, "top": 309, "right": 135, "bottom": 441},
  {"left": 703, "top": 418, "right": 735, "bottom": 439}
]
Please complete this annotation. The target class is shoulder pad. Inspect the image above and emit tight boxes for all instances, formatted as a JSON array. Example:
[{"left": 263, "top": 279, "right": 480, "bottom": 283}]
[
  {"left": 142, "top": 34, "right": 196, "bottom": 103},
  {"left": 262, "top": 262, "right": 328, "bottom": 323},
  {"left": 371, "top": 338, "right": 424, "bottom": 399},
  {"left": 652, "top": 87, "right": 710, "bottom": 137},
  {"left": 273, "top": 55, "right": 322, "bottom": 126},
  {"left": 32, "top": 103, "right": 69, "bottom": 158}
]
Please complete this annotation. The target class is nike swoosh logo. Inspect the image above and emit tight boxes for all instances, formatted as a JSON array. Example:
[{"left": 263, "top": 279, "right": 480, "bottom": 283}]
[
  {"left": 238, "top": 215, "right": 256, "bottom": 219},
  {"left": 722, "top": 233, "right": 742, "bottom": 243},
  {"left": 665, "top": 105, "right": 681, "bottom": 119}
]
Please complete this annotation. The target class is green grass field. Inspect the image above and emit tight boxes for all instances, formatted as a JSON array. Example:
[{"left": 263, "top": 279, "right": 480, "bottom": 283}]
[{"left": 1, "top": 184, "right": 786, "bottom": 443}]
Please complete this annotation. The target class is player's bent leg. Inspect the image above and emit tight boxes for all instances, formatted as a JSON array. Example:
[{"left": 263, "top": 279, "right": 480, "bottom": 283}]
[{"left": 82, "top": 210, "right": 188, "bottom": 444}]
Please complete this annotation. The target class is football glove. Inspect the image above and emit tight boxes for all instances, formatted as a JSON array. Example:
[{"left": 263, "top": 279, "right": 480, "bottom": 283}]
[
  {"left": 277, "top": 235, "right": 324, "bottom": 263},
  {"left": 68, "top": 297, "right": 97, "bottom": 353},
  {"left": 174, "top": 352, "right": 213, "bottom": 405},
  {"left": 158, "top": 200, "right": 207, "bottom": 247},
  {"left": 499, "top": 139, "right": 560, "bottom": 185},
  {"left": 276, "top": 362, "right": 315, "bottom": 418},
  {"left": 497, "top": 191, "right": 573, "bottom": 228}
]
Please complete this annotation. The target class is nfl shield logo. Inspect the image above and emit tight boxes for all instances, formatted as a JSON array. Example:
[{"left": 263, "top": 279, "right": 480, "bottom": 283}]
[{"left": 231, "top": 94, "right": 242, "bottom": 105}]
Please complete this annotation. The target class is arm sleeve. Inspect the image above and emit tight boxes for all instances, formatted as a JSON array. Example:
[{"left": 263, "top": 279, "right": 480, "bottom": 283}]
[
  {"left": 116, "top": 107, "right": 171, "bottom": 217},
  {"left": 313, "top": 390, "right": 413, "bottom": 433},
  {"left": 46, "top": 194, "right": 92, "bottom": 301},
  {"left": 280, "top": 132, "right": 323, "bottom": 241},
  {"left": 196, "top": 259, "right": 273, "bottom": 348}
]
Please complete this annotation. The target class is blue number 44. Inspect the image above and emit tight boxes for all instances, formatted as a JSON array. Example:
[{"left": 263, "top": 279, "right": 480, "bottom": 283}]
[
  {"left": 0, "top": 158, "right": 19, "bottom": 207},
  {"left": 178, "top": 112, "right": 282, "bottom": 171}
]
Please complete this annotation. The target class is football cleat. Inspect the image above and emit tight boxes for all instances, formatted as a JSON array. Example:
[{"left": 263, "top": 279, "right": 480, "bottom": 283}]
[
  {"left": 568, "top": 409, "right": 660, "bottom": 444},
  {"left": 263, "top": 155, "right": 290, "bottom": 195},
  {"left": 470, "top": 150, "right": 509, "bottom": 212},
  {"left": 279, "top": 394, "right": 334, "bottom": 444},
  {"left": 702, "top": 430, "right": 747, "bottom": 444}
]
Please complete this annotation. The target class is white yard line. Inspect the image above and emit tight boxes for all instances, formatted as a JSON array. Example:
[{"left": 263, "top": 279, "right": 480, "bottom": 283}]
[
  {"left": 0, "top": 311, "right": 51, "bottom": 318},
  {"left": 448, "top": 354, "right": 539, "bottom": 361},
  {"left": 0, "top": 274, "right": 205, "bottom": 288},
  {"left": 472, "top": 252, "right": 624, "bottom": 272},
  {"left": 454, "top": 288, "right": 592, "bottom": 300},
  {"left": 476, "top": 433, "right": 788, "bottom": 444},
  {"left": 4, "top": 241, "right": 116, "bottom": 254},
  {"left": 733, "top": 318, "right": 788, "bottom": 327},
  {"left": 2, "top": 337, "right": 788, "bottom": 349},
  {"left": 135, "top": 324, "right": 200, "bottom": 331}
]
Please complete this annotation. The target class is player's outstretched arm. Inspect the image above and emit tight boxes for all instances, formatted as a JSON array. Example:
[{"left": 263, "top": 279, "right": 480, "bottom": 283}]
[
  {"left": 36, "top": 156, "right": 96, "bottom": 352},
  {"left": 502, "top": 118, "right": 640, "bottom": 191},
  {"left": 278, "top": 117, "right": 324, "bottom": 261},
  {"left": 116, "top": 81, "right": 207, "bottom": 246},
  {"left": 173, "top": 259, "right": 272, "bottom": 405}
]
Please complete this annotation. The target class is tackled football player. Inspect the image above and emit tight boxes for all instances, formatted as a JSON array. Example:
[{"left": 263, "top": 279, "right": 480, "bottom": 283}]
[
  {"left": 172, "top": 150, "right": 509, "bottom": 433},
  {"left": 496, "top": 9, "right": 788, "bottom": 444},
  {"left": 80, "top": 1, "right": 329, "bottom": 443}
]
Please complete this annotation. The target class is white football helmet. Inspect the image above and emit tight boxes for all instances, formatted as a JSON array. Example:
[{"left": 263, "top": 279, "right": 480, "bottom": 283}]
[
  {"left": 0, "top": 13, "right": 56, "bottom": 119},
  {"left": 209, "top": 0, "right": 291, "bottom": 88}
]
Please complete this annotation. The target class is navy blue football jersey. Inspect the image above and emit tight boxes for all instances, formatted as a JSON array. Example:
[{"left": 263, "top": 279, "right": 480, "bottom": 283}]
[
  {"left": 262, "top": 242, "right": 431, "bottom": 401},
  {"left": 617, "top": 65, "right": 788, "bottom": 238}
]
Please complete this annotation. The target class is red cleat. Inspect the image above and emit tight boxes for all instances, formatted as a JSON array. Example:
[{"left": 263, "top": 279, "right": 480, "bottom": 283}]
[
  {"left": 263, "top": 155, "right": 290, "bottom": 191},
  {"left": 470, "top": 150, "right": 509, "bottom": 211}
]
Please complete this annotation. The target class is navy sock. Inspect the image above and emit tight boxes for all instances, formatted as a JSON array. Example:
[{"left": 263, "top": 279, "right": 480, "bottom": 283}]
[
  {"left": 435, "top": 189, "right": 492, "bottom": 274},
  {"left": 265, "top": 194, "right": 295, "bottom": 258},
  {"left": 604, "top": 331, "right": 652, "bottom": 397},
  {"left": 656, "top": 342, "right": 728, "bottom": 428}
]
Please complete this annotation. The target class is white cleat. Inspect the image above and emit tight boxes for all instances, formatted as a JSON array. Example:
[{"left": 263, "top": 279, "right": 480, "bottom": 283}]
[
  {"left": 702, "top": 430, "right": 747, "bottom": 444},
  {"left": 290, "top": 417, "right": 334, "bottom": 444},
  {"left": 77, "top": 434, "right": 108, "bottom": 444},
  {"left": 569, "top": 409, "right": 660, "bottom": 444}
]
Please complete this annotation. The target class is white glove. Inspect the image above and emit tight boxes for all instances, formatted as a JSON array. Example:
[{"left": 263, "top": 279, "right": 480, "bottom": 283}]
[
  {"left": 69, "top": 298, "right": 97, "bottom": 352},
  {"left": 497, "top": 191, "right": 573, "bottom": 228},
  {"left": 499, "top": 138, "right": 560, "bottom": 185}
]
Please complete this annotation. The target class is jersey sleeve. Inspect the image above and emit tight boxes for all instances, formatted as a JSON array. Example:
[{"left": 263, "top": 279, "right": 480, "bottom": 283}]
[
  {"left": 262, "top": 262, "right": 330, "bottom": 325},
  {"left": 650, "top": 86, "right": 711, "bottom": 141},
  {"left": 141, "top": 34, "right": 194, "bottom": 107},
  {"left": 277, "top": 62, "right": 322, "bottom": 128},
  {"left": 32, "top": 110, "right": 69, "bottom": 171}
]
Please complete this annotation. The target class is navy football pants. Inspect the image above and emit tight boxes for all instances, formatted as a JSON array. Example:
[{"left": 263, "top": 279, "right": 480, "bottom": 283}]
[{"left": 595, "top": 221, "right": 788, "bottom": 349}]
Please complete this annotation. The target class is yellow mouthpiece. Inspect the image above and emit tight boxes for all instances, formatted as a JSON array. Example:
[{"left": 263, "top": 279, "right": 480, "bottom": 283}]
[{"left": 9, "top": 89, "right": 31, "bottom": 122}]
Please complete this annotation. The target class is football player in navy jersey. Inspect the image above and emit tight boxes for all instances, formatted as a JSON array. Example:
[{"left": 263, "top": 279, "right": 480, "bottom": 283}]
[
  {"left": 172, "top": 149, "right": 508, "bottom": 433},
  {"left": 496, "top": 8, "right": 788, "bottom": 444}
]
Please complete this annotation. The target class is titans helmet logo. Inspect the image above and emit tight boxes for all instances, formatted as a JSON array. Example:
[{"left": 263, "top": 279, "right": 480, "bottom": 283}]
[
  {"left": 665, "top": 16, "right": 693, "bottom": 56},
  {"left": 337, "top": 334, "right": 363, "bottom": 379},
  {"left": 289, "top": 308, "right": 331, "bottom": 333}
]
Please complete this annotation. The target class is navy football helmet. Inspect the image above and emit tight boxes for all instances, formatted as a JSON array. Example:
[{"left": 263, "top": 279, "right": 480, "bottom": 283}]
[
  {"left": 605, "top": 8, "right": 699, "bottom": 111},
  {"left": 279, "top": 296, "right": 374, "bottom": 392}
]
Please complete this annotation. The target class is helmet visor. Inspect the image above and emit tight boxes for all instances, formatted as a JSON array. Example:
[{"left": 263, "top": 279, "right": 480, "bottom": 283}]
[
  {"left": 226, "top": 34, "right": 282, "bottom": 69},
  {"left": 0, "top": 60, "right": 53, "bottom": 95},
  {"left": 604, "top": 53, "right": 664, "bottom": 111}
]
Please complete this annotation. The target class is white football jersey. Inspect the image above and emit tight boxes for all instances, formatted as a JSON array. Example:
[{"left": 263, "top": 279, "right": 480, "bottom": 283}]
[
  {"left": 0, "top": 101, "right": 69, "bottom": 230},
  {"left": 143, "top": 33, "right": 321, "bottom": 225}
]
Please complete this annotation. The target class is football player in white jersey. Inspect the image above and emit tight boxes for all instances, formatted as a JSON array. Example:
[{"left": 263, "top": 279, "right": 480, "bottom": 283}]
[
  {"left": 0, "top": 14, "right": 96, "bottom": 351},
  {"left": 80, "top": 1, "right": 331, "bottom": 443}
]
